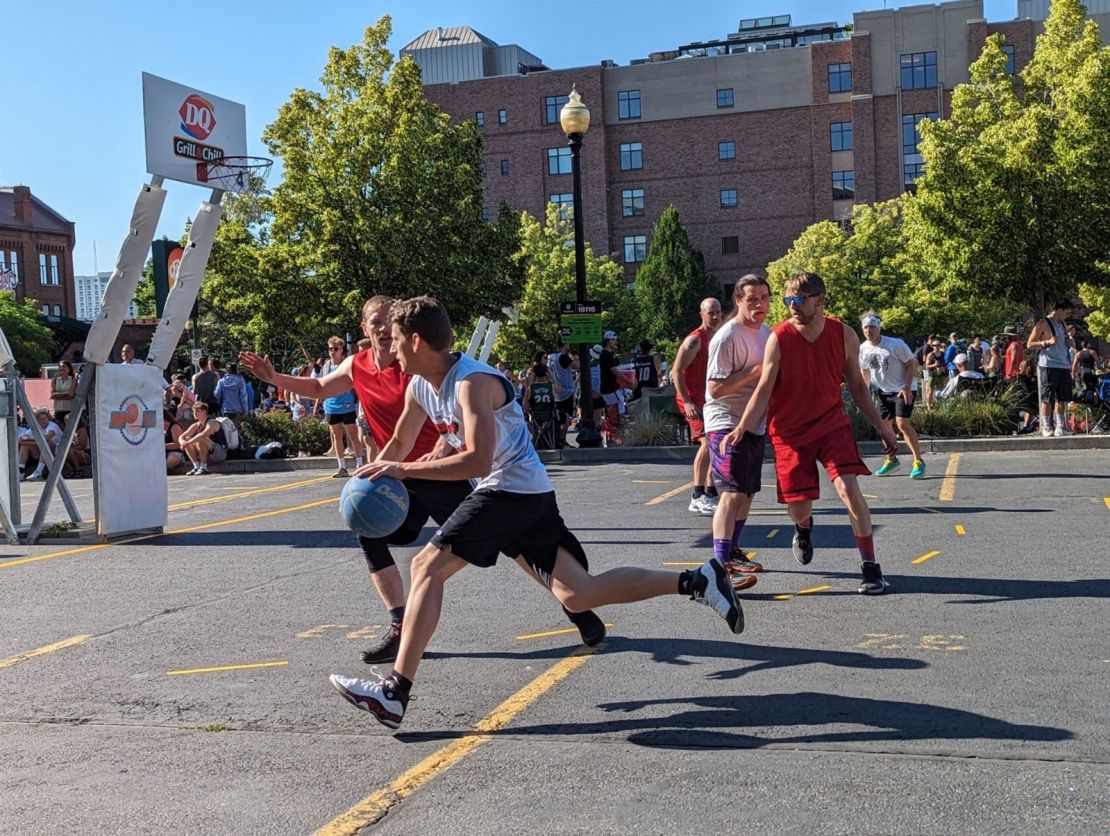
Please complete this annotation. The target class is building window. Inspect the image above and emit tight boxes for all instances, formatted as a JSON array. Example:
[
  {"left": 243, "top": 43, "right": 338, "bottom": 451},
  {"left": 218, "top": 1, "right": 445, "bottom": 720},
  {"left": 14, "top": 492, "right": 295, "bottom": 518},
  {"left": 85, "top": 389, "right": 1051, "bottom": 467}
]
[
  {"left": 498, "top": 108, "right": 507, "bottom": 125},
  {"left": 39, "top": 253, "right": 48, "bottom": 283},
  {"left": 482, "top": 207, "right": 490, "bottom": 222},
  {"left": 41, "top": 304, "right": 49, "bottom": 315},
  {"left": 1002, "top": 44, "right": 1016, "bottom": 76},
  {"left": 501, "top": 160, "right": 510, "bottom": 176},
  {"left": 1, "top": 250, "right": 17, "bottom": 280},
  {"left": 621, "top": 188, "right": 645, "bottom": 217},
  {"left": 475, "top": 111, "right": 485, "bottom": 127},
  {"left": 828, "top": 62, "right": 852, "bottom": 93},
  {"left": 623, "top": 235, "right": 647, "bottom": 263},
  {"left": 620, "top": 142, "right": 643, "bottom": 171},
  {"left": 547, "top": 147, "right": 572, "bottom": 175},
  {"left": 550, "top": 193, "right": 574, "bottom": 219},
  {"left": 721, "top": 236, "right": 739, "bottom": 255},
  {"left": 900, "top": 51, "right": 938, "bottom": 90},
  {"left": 718, "top": 141, "right": 736, "bottom": 160},
  {"left": 618, "top": 90, "right": 641, "bottom": 120},
  {"left": 716, "top": 88, "right": 734, "bottom": 108},
  {"left": 720, "top": 189, "right": 738, "bottom": 208},
  {"left": 53, "top": 304, "right": 61, "bottom": 316},
  {"left": 832, "top": 170, "right": 855, "bottom": 200},
  {"left": 50, "top": 254, "right": 59, "bottom": 285},
  {"left": 830, "top": 121, "right": 853, "bottom": 151},
  {"left": 902, "top": 112, "right": 938, "bottom": 190},
  {"left": 544, "top": 95, "right": 569, "bottom": 125}
]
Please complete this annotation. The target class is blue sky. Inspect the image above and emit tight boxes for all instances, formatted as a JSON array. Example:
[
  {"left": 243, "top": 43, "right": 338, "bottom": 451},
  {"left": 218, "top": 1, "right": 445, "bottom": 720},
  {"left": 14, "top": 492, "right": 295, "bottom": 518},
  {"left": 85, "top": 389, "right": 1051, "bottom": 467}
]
[{"left": 5, "top": 0, "right": 1017, "bottom": 276}]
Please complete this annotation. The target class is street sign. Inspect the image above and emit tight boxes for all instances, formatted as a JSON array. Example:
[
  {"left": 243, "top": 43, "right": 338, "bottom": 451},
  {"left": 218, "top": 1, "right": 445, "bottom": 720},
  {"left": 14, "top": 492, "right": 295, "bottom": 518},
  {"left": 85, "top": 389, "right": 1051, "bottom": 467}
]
[
  {"left": 559, "top": 300, "right": 603, "bottom": 344},
  {"left": 190, "top": 348, "right": 203, "bottom": 366}
]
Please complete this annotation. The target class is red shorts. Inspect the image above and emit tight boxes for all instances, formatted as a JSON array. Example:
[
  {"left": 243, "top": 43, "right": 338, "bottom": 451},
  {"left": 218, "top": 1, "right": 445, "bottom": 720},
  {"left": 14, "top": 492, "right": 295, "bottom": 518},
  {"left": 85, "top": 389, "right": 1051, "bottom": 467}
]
[
  {"left": 685, "top": 416, "right": 706, "bottom": 442},
  {"left": 771, "top": 423, "right": 870, "bottom": 503}
]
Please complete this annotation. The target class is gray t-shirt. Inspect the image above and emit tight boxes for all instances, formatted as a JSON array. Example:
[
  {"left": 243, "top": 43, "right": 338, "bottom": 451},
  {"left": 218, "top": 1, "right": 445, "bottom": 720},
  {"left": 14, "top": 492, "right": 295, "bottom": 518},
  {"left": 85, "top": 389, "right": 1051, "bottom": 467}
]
[
  {"left": 859, "top": 335, "right": 918, "bottom": 394},
  {"left": 703, "top": 319, "right": 770, "bottom": 434}
]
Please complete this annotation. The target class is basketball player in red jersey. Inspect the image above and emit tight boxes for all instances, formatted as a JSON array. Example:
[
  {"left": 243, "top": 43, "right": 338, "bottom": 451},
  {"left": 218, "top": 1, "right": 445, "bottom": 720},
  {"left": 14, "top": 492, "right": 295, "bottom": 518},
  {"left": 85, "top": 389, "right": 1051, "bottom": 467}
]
[
  {"left": 240, "top": 296, "right": 604, "bottom": 663},
  {"left": 672, "top": 297, "right": 723, "bottom": 515},
  {"left": 721, "top": 273, "right": 899, "bottom": 594}
]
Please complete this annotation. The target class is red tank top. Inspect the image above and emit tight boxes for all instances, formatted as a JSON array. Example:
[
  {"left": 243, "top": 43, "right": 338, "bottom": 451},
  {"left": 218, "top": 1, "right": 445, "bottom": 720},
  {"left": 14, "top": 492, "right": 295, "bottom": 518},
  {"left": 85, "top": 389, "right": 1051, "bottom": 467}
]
[
  {"left": 768, "top": 316, "right": 851, "bottom": 444},
  {"left": 675, "top": 326, "right": 710, "bottom": 409},
  {"left": 350, "top": 350, "right": 440, "bottom": 461}
]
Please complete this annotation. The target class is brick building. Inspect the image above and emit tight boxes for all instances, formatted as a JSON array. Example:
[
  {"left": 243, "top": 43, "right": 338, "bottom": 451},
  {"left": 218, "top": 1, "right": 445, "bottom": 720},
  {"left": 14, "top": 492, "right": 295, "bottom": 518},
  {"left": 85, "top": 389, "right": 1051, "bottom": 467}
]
[
  {"left": 0, "top": 186, "right": 76, "bottom": 318},
  {"left": 405, "top": 1, "right": 1109, "bottom": 291}
]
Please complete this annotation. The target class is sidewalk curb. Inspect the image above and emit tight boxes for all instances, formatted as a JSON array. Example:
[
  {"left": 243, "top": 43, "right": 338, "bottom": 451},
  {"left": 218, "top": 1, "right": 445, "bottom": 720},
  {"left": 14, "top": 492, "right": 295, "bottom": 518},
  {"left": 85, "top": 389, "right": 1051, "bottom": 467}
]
[{"left": 202, "top": 433, "right": 1110, "bottom": 474}]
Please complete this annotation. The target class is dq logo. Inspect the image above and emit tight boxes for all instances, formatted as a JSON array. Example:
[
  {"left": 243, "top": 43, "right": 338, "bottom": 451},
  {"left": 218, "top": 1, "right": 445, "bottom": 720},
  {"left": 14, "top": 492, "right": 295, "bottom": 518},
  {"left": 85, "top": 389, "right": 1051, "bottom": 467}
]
[
  {"left": 109, "top": 395, "right": 158, "bottom": 446},
  {"left": 179, "top": 94, "right": 217, "bottom": 141}
]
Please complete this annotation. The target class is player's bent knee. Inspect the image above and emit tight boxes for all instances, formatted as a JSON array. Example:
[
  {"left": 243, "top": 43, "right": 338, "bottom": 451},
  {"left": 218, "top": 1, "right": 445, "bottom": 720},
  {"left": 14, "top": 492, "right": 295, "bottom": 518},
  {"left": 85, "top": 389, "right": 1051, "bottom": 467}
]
[{"left": 358, "top": 535, "right": 397, "bottom": 573}]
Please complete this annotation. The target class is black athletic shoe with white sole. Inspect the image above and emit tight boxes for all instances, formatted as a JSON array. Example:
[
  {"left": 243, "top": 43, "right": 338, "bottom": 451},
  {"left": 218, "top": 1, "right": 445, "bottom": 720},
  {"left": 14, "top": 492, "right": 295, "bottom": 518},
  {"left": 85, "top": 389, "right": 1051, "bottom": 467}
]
[
  {"left": 360, "top": 622, "right": 402, "bottom": 664},
  {"left": 690, "top": 558, "right": 745, "bottom": 634},
  {"left": 792, "top": 524, "right": 814, "bottom": 565},
  {"left": 563, "top": 607, "right": 606, "bottom": 647},
  {"left": 858, "top": 561, "right": 889, "bottom": 595},
  {"left": 329, "top": 671, "right": 407, "bottom": 729}
]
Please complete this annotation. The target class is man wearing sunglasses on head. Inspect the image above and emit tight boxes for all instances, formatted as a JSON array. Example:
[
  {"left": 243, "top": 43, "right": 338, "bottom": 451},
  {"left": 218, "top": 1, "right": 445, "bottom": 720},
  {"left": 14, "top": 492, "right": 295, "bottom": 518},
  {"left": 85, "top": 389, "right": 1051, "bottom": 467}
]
[{"left": 721, "top": 273, "right": 899, "bottom": 595}]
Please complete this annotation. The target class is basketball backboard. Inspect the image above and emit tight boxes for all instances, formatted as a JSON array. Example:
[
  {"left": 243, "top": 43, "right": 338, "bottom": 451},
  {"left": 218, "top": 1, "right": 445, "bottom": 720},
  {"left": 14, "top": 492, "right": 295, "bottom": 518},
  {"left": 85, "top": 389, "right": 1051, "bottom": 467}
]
[{"left": 142, "top": 72, "right": 247, "bottom": 190}]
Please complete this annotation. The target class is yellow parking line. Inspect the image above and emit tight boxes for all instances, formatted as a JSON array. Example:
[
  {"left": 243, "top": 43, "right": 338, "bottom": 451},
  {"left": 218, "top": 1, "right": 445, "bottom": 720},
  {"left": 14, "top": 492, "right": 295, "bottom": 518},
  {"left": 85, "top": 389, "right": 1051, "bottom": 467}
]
[
  {"left": 168, "top": 498, "right": 336, "bottom": 534},
  {"left": 645, "top": 481, "right": 694, "bottom": 505},
  {"left": 1104, "top": 497, "right": 1110, "bottom": 511},
  {"left": 631, "top": 480, "right": 671, "bottom": 484},
  {"left": 912, "top": 549, "right": 941, "bottom": 564},
  {"left": 939, "top": 453, "right": 961, "bottom": 502},
  {"left": 797, "top": 584, "right": 832, "bottom": 595},
  {"left": 0, "top": 635, "right": 92, "bottom": 670},
  {"left": 166, "top": 476, "right": 333, "bottom": 511},
  {"left": 955, "top": 524, "right": 966, "bottom": 536},
  {"left": 517, "top": 624, "right": 614, "bottom": 641},
  {"left": 167, "top": 660, "right": 288, "bottom": 676},
  {"left": 315, "top": 648, "right": 597, "bottom": 835},
  {"left": 767, "top": 528, "right": 779, "bottom": 538}
]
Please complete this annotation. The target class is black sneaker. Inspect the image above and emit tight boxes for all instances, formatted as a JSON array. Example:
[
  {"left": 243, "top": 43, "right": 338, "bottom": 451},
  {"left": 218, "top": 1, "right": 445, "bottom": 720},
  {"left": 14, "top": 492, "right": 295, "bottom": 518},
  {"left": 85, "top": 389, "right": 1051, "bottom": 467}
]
[
  {"left": 563, "top": 607, "right": 606, "bottom": 647},
  {"left": 858, "top": 561, "right": 890, "bottom": 595},
  {"left": 726, "top": 547, "right": 763, "bottom": 573},
  {"left": 792, "top": 524, "right": 814, "bottom": 565},
  {"left": 360, "top": 621, "right": 402, "bottom": 664},
  {"left": 689, "top": 558, "right": 745, "bottom": 634}
]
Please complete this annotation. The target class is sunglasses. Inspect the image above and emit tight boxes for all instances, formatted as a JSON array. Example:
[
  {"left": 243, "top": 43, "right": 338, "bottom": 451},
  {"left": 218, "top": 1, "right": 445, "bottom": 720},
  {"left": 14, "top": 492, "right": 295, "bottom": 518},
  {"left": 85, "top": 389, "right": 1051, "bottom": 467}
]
[
  {"left": 783, "top": 293, "right": 818, "bottom": 307},
  {"left": 328, "top": 346, "right": 344, "bottom": 352}
]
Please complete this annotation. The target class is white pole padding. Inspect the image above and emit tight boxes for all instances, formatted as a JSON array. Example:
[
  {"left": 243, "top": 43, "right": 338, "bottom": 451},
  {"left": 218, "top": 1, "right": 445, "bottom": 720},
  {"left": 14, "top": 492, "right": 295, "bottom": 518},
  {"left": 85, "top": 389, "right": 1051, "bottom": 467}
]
[
  {"left": 0, "top": 325, "right": 13, "bottom": 367},
  {"left": 147, "top": 199, "right": 223, "bottom": 370},
  {"left": 465, "top": 317, "right": 489, "bottom": 359},
  {"left": 84, "top": 183, "right": 167, "bottom": 364},
  {"left": 479, "top": 321, "right": 500, "bottom": 364}
]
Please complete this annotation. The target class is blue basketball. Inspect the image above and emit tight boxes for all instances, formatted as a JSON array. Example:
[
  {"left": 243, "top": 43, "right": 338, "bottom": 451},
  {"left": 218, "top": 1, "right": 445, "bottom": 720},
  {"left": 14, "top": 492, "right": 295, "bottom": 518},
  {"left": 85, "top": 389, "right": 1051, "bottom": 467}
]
[{"left": 339, "top": 476, "right": 410, "bottom": 539}]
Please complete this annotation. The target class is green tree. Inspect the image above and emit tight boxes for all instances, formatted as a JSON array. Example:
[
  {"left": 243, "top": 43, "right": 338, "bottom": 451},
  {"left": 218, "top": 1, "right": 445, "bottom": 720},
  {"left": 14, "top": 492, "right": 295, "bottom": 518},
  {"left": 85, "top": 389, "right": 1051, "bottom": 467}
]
[
  {"left": 494, "top": 205, "right": 636, "bottom": 369},
  {"left": 1079, "top": 275, "right": 1110, "bottom": 341},
  {"left": 263, "top": 16, "right": 522, "bottom": 330},
  {"left": 633, "top": 206, "right": 720, "bottom": 345},
  {"left": 0, "top": 292, "right": 53, "bottom": 374},
  {"left": 909, "top": 0, "right": 1110, "bottom": 313}
]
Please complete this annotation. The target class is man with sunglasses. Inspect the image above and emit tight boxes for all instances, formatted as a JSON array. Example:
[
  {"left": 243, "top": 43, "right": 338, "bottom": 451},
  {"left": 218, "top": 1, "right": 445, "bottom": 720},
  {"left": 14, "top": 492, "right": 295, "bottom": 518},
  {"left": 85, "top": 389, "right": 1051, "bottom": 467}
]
[{"left": 721, "top": 273, "right": 898, "bottom": 595}]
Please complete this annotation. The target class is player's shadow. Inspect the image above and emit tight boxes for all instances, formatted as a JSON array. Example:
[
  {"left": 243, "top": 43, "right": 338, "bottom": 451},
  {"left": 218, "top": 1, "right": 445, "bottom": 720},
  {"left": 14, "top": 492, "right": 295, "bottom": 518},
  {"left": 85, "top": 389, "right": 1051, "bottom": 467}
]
[
  {"left": 426, "top": 636, "right": 927, "bottom": 677},
  {"left": 827, "top": 505, "right": 1052, "bottom": 516},
  {"left": 141, "top": 530, "right": 352, "bottom": 549},
  {"left": 962, "top": 473, "right": 1110, "bottom": 481},
  {"left": 400, "top": 691, "right": 1072, "bottom": 750}
]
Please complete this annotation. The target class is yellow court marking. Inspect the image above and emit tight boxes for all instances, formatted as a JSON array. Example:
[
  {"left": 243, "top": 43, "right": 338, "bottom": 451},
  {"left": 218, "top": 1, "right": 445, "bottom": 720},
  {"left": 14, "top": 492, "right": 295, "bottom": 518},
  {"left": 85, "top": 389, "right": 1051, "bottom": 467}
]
[
  {"left": 645, "top": 481, "right": 695, "bottom": 505},
  {"left": 912, "top": 549, "right": 941, "bottom": 564},
  {"left": 663, "top": 561, "right": 702, "bottom": 567},
  {"left": 0, "top": 497, "right": 339, "bottom": 571},
  {"left": 767, "top": 528, "right": 779, "bottom": 538},
  {"left": 0, "top": 634, "right": 93, "bottom": 670},
  {"left": 315, "top": 648, "right": 597, "bottom": 836},
  {"left": 166, "top": 475, "right": 333, "bottom": 511},
  {"left": 955, "top": 524, "right": 966, "bottom": 536},
  {"left": 167, "top": 660, "right": 288, "bottom": 676},
  {"left": 862, "top": 494, "right": 878, "bottom": 499},
  {"left": 517, "top": 624, "right": 615, "bottom": 641},
  {"left": 774, "top": 584, "right": 832, "bottom": 601},
  {"left": 1104, "top": 497, "right": 1110, "bottom": 511},
  {"left": 631, "top": 480, "right": 671, "bottom": 484},
  {"left": 939, "top": 453, "right": 961, "bottom": 502}
]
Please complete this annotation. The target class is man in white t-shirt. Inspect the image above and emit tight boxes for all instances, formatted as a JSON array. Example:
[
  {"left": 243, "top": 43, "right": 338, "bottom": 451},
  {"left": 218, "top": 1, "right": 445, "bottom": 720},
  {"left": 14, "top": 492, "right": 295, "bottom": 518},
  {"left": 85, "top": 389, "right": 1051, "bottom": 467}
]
[
  {"left": 858, "top": 312, "right": 925, "bottom": 479},
  {"left": 705, "top": 275, "right": 772, "bottom": 585}
]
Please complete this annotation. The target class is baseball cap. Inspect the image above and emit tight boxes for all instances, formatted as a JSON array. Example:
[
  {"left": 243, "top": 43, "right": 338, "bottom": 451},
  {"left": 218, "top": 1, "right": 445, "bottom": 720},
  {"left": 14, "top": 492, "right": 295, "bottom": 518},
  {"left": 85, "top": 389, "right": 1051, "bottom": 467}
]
[
  {"left": 953, "top": 353, "right": 968, "bottom": 365},
  {"left": 949, "top": 332, "right": 958, "bottom": 339},
  {"left": 603, "top": 330, "right": 618, "bottom": 341},
  {"left": 590, "top": 345, "right": 603, "bottom": 360}
]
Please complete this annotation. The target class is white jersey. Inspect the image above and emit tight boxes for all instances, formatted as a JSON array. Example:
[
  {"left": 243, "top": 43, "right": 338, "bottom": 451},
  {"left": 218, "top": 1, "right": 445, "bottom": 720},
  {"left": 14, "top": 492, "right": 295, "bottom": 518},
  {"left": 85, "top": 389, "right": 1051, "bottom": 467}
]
[
  {"left": 859, "top": 335, "right": 918, "bottom": 394},
  {"left": 703, "top": 319, "right": 770, "bottom": 434},
  {"left": 410, "top": 353, "right": 553, "bottom": 494}
]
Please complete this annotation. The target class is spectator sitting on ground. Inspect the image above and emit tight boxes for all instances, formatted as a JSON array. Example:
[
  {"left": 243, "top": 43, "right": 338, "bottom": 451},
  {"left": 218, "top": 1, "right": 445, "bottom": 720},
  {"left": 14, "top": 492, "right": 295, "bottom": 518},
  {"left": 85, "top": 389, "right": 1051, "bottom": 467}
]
[
  {"left": 936, "top": 353, "right": 985, "bottom": 400},
  {"left": 64, "top": 415, "right": 92, "bottom": 477},
  {"left": 19, "top": 408, "right": 62, "bottom": 481},
  {"left": 214, "top": 362, "right": 250, "bottom": 419},
  {"left": 164, "top": 411, "right": 186, "bottom": 473},
  {"left": 177, "top": 402, "right": 228, "bottom": 476}
]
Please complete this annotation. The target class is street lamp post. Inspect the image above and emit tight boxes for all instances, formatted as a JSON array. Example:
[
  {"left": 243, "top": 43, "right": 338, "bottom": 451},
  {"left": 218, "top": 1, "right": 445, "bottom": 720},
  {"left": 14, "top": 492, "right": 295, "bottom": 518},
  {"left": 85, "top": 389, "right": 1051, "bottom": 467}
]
[{"left": 560, "top": 86, "right": 602, "bottom": 448}]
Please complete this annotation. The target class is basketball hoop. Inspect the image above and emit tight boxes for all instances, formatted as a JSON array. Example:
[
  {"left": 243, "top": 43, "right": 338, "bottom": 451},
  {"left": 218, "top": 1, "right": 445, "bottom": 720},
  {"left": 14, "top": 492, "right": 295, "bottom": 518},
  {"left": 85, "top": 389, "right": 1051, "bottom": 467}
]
[{"left": 196, "top": 155, "right": 274, "bottom": 194}]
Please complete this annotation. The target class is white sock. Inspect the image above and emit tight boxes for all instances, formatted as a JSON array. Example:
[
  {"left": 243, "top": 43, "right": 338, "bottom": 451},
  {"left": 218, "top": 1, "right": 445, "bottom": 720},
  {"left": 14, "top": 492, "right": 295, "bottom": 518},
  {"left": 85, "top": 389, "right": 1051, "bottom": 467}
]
[
  {"left": 355, "top": 456, "right": 364, "bottom": 468},
  {"left": 336, "top": 456, "right": 345, "bottom": 469}
]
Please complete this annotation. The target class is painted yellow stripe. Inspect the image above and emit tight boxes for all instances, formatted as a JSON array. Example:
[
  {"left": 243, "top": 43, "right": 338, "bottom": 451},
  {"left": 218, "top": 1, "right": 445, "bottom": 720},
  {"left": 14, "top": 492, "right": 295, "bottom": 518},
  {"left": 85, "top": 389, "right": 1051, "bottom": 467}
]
[
  {"left": 912, "top": 549, "right": 941, "bottom": 565},
  {"left": 1104, "top": 497, "right": 1110, "bottom": 511},
  {"left": 315, "top": 648, "right": 597, "bottom": 835},
  {"left": 631, "top": 480, "right": 671, "bottom": 484},
  {"left": 167, "top": 498, "right": 336, "bottom": 535},
  {"left": 0, "top": 634, "right": 92, "bottom": 670},
  {"left": 773, "top": 593, "right": 793, "bottom": 600},
  {"left": 517, "top": 624, "right": 614, "bottom": 641},
  {"left": 166, "top": 476, "right": 333, "bottom": 511},
  {"left": 662, "top": 561, "right": 702, "bottom": 567},
  {"left": 167, "top": 660, "right": 288, "bottom": 676},
  {"left": 955, "top": 524, "right": 966, "bottom": 536},
  {"left": 645, "top": 481, "right": 695, "bottom": 506},
  {"left": 797, "top": 584, "right": 832, "bottom": 595},
  {"left": 939, "top": 453, "right": 961, "bottom": 502},
  {"left": 767, "top": 528, "right": 779, "bottom": 538},
  {"left": 862, "top": 494, "right": 878, "bottom": 499}
]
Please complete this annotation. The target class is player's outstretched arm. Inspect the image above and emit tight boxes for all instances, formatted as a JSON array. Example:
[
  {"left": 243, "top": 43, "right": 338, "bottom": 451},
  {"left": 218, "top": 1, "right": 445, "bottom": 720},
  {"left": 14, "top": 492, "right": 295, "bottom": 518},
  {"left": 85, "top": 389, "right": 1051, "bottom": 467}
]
[{"left": 238, "top": 350, "right": 355, "bottom": 400}]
